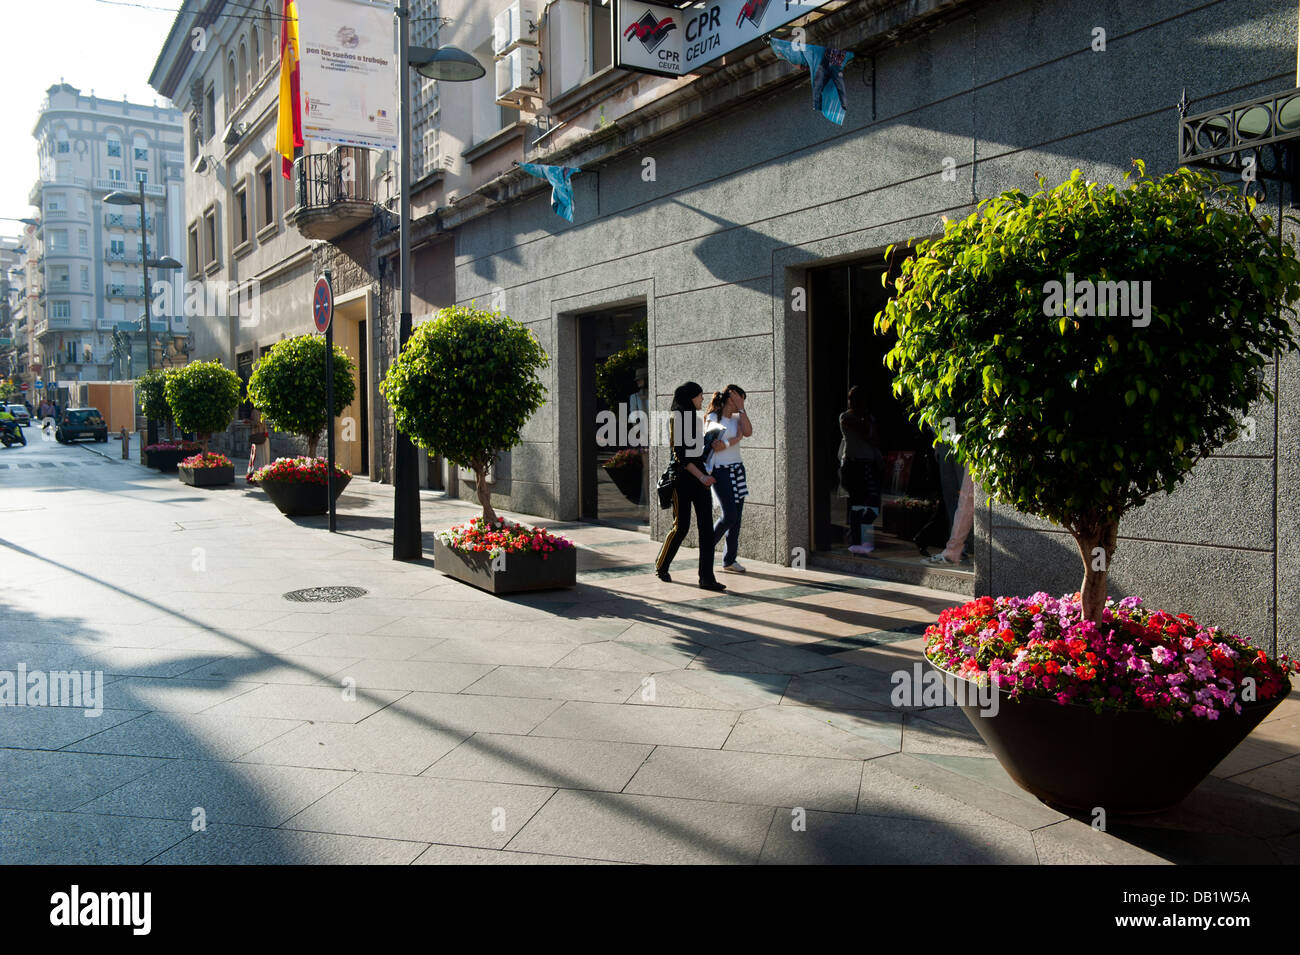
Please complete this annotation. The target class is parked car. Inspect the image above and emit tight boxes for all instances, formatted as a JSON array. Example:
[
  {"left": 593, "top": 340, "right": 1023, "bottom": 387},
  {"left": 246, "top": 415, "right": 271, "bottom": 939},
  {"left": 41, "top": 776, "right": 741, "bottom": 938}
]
[
  {"left": 56, "top": 408, "right": 108, "bottom": 443},
  {"left": 4, "top": 404, "right": 30, "bottom": 427}
]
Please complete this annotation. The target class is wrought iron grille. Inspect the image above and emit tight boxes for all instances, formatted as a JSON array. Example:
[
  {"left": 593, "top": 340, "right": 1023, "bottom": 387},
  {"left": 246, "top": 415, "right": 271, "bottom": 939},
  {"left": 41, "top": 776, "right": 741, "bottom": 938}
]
[{"left": 296, "top": 148, "right": 373, "bottom": 210}]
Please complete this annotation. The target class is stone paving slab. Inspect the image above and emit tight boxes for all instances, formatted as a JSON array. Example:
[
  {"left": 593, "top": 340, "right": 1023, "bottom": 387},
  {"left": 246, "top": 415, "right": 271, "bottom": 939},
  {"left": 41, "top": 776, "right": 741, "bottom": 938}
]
[
  {"left": 282, "top": 772, "right": 556, "bottom": 849},
  {"left": 148, "top": 823, "right": 429, "bottom": 865},
  {"left": 236, "top": 712, "right": 469, "bottom": 775},
  {"left": 0, "top": 748, "right": 171, "bottom": 812},
  {"left": 421, "top": 733, "right": 654, "bottom": 791},
  {"left": 64, "top": 711, "right": 305, "bottom": 761},
  {"left": 624, "top": 746, "right": 864, "bottom": 812},
  {"left": 76, "top": 758, "right": 355, "bottom": 827},
  {"left": 0, "top": 808, "right": 191, "bottom": 865},
  {"left": 505, "top": 790, "right": 775, "bottom": 864},
  {"left": 201, "top": 683, "right": 409, "bottom": 724},
  {"left": 0, "top": 706, "right": 145, "bottom": 751},
  {"left": 757, "top": 809, "right": 1040, "bottom": 864},
  {"left": 530, "top": 700, "right": 739, "bottom": 748}
]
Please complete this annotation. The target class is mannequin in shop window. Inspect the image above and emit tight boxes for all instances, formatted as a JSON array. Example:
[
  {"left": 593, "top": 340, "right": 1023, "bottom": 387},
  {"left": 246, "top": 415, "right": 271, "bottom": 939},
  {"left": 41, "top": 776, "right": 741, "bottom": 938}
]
[{"left": 839, "top": 386, "right": 884, "bottom": 555}]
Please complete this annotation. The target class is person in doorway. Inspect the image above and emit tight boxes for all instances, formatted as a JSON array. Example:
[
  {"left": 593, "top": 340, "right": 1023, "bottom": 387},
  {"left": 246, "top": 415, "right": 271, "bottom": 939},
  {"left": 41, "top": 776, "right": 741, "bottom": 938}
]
[
  {"left": 839, "top": 386, "right": 884, "bottom": 555},
  {"left": 628, "top": 368, "right": 650, "bottom": 506},
  {"left": 706, "top": 384, "right": 751, "bottom": 573},
  {"left": 930, "top": 468, "right": 975, "bottom": 564},
  {"left": 655, "top": 382, "right": 725, "bottom": 591}
]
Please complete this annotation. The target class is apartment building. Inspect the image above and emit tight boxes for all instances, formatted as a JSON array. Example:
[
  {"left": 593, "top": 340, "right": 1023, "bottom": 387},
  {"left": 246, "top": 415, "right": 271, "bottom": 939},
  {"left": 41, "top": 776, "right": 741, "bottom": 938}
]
[{"left": 29, "top": 84, "right": 186, "bottom": 389}]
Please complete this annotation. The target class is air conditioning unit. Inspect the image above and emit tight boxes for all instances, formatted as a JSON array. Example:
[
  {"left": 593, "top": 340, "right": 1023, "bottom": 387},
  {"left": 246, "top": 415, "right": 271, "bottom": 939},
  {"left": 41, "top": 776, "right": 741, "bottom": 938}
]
[
  {"left": 493, "top": 2, "right": 538, "bottom": 56},
  {"left": 495, "top": 46, "right": 541, "bottom": 107}
]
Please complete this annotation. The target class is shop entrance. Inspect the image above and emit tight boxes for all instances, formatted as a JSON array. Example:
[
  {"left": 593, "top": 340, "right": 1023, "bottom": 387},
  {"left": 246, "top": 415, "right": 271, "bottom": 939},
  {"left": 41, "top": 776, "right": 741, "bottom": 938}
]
[
  {"left": 577, "top": 305, "right": 649, "bottom": 530},
  {"left": 808, "top": 260, "right": 958, "bottom": 567}
]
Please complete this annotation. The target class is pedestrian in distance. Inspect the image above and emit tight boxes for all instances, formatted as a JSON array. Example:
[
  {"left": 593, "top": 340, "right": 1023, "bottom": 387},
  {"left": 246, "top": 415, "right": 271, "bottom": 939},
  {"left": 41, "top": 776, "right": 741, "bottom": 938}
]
[
  {"left": 706, "top": 384, "right": 751, "bottom": 573},
  {"left": 655, "top": 381, "right": 726, "bottom": 591}
]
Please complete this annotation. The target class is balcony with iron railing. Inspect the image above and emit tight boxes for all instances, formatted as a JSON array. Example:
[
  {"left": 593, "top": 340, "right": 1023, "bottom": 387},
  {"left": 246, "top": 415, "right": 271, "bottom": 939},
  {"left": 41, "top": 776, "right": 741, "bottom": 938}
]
[
  {"left": 105, "top": 249, "right": 142, "bottom": 264},
  {"left": 105, "top": 283, "right": 147, "bottom": 300},
  {"left": 93, "top": 179, "right": 165, "bottom": 199},
  {"left": 105, "top": 213, "right": 152, "bottom": 232},
  {"left": 291, "top": 148, "right": 375, "bottom": 241}
]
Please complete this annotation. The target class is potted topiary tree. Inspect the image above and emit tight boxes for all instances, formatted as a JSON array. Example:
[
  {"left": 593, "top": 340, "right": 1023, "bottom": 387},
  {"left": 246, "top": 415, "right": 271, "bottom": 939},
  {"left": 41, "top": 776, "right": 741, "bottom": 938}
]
[
  {"left": 163, "top": 360, "right": 243, "bottom": 486},
  {"left": 137, "top": 368, "right": 199, "bottom": 470},
  {"left": 382, "top": 304, "right": 576, "bottom": 593},
  {"left": 879, "top": 163, "right": 1300, "bottom": 811},
  {"left": 246, "top": 334, "right": 355, "bottom": 516}
]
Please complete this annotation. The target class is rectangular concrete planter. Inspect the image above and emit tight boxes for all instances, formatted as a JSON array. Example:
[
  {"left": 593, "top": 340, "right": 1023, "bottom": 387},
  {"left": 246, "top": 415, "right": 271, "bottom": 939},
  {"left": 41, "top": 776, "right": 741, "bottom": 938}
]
[
  {"left": 178, "top": 464, "right": 235, "bottom": 487},
  {"left": 432, "top": 536, "right": 577, "bottom": 594}
]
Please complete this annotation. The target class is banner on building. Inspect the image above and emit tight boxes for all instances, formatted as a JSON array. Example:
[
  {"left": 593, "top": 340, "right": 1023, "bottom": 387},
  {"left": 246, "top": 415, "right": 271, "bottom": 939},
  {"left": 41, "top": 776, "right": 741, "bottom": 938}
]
[
  {"left": 298, "top": 0, "right": 399, "bottom": 152},
  {"left": 614, "top": 0, "right": 835, "bottom": 78}
]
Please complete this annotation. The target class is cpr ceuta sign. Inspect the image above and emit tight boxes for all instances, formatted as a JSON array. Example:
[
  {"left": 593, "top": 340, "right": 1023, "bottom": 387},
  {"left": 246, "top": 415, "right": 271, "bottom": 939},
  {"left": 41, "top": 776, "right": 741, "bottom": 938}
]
[{"left": 615, "top": 0, "right": 834, "bottom": 77}]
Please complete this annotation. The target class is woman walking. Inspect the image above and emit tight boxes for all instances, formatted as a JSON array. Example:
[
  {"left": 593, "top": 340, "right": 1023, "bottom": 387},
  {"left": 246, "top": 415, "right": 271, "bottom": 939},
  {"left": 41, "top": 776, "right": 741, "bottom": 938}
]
[
  {"left": 706, "top": 384, "right": 751, "bottom": 573},
  {"left": 655, "top": 382, "right": 726, "bottom": 591}
]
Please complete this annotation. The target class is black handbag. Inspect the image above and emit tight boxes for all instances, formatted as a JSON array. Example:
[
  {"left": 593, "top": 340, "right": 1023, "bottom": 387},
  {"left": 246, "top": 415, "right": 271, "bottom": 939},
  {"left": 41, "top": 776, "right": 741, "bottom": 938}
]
[{"left": 656, "top": 461, "right": 678, "bottom": 509}]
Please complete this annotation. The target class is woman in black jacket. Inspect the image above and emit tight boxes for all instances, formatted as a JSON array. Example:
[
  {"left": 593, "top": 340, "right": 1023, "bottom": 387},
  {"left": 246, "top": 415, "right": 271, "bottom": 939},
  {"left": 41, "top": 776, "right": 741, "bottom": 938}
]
[{"left": 655, "top": 382, "right": 725, "bottom": 591}]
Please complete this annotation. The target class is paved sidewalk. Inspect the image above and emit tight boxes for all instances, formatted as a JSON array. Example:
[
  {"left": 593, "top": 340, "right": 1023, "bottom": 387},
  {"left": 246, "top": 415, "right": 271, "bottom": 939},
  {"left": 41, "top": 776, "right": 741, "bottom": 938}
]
[{"left": 1, "top": 440, "right": 1297, "bottom": 864}]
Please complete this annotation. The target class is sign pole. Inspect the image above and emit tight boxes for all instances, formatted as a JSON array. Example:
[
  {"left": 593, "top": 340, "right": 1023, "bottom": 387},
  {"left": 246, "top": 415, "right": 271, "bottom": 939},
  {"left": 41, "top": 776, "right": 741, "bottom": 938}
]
[
  {"left": 324, "top": 272, "right": 336, "bottom": 533},
  {"left": 314, "top": 271, "right": 337, "bottom": 533}
]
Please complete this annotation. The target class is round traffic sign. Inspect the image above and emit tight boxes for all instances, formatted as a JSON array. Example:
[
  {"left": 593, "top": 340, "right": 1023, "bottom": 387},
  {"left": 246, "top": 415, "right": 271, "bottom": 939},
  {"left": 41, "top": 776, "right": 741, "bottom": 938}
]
[{"left": 313, "top": 276, "right": 333, "bottom": 333}]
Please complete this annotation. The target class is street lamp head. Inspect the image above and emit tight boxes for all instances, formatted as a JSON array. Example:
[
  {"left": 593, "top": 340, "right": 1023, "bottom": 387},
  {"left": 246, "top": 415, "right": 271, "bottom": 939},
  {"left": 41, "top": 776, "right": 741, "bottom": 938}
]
[
  {"left": 148, "top": 256, "right": 184, "bottom": 270},
  {"left": 103, "top": 191, "right": 142, "bottom": 206},
  {"left": 411, "top": 45, "right": 486, "bottom": 81}
]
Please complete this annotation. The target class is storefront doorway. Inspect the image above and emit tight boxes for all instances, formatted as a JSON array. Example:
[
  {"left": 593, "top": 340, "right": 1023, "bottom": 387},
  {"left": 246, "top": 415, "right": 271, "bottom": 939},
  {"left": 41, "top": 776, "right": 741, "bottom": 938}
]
[
  {"left": 577, "top": 305, "right": 649, "bottom": 530},
  {"left": 808, "top": 259, "right": 958, "bottom": 569}
]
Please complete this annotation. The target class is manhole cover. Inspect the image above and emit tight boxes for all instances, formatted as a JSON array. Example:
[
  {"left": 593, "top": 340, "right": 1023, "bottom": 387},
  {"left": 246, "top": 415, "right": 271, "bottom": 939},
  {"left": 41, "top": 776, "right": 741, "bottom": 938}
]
[{"left": 282, "top": 586, "right": 369, "bottom": 603}]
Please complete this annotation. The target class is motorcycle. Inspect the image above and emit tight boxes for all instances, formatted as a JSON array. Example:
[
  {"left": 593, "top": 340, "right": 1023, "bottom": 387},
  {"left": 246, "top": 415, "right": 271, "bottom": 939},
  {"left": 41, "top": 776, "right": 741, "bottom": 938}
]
[{"left": 1, "top": 419, "right": 26, "bottom": 448}]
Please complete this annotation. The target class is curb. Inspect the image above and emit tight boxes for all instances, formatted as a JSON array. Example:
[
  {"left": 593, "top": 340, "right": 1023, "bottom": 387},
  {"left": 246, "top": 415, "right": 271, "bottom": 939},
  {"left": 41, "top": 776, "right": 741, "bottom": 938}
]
[{"left": 79, "top": 439, "right": 141, "bottom": 466}]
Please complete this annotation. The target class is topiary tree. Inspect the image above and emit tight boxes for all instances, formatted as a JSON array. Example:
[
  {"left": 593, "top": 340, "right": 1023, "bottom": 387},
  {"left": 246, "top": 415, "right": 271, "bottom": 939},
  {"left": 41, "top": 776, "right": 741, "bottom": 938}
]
[
  {"left": 137, "top": 368, "right": 174, "bottom": 427},
  {"left": 247, "top": 334, "right": 355, "bottom": 458},
  {"left": 163, "top": 360, "right": 243, "bottom": 450},
  {"left": 877, "top": 163, "right": 1300, "bottom": 623},
  {"left": 381, "top": 304, "right": 550, "bottom": 524}
]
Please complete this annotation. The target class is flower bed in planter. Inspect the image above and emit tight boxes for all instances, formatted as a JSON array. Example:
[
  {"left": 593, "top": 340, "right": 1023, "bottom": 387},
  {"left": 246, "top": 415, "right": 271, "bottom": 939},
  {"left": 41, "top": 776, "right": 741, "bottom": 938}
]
[
  {"left": 602, "top": 448, "right": 645, "bottom": 503},
  {"left": 433, "top": 517, "right": 576, "bottom": 594},
  {"left": 923, "top": 592, "right": 1297, "bottom": 812},
  {"left": 252, "top": 457, "right": 351, "bottom": 516},
  {"left": 144, "top": 441, "right": 201, "bottom": 472},
  {"left": 178, "top": 452, "right": 235, "bottom": 487}
]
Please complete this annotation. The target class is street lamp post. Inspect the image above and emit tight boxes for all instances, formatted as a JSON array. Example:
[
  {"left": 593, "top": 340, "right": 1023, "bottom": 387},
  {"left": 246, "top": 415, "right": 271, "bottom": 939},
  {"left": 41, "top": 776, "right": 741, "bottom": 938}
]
[
  {"left": 391, "top": 8, "right": 485, "bottom": 561},
  {"left": 105, "top": 181, "right": 181, "bottom": 448}
]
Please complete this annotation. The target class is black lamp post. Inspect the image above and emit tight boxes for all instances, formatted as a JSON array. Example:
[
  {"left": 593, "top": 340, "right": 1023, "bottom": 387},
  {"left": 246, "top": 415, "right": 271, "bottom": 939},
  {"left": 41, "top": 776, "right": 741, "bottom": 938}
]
[
  {"left": 390, "top": 9, "right": 485, "bottom": 561},
  {"left": 105, "top": 181, "right": 181, "bottom": 448}
]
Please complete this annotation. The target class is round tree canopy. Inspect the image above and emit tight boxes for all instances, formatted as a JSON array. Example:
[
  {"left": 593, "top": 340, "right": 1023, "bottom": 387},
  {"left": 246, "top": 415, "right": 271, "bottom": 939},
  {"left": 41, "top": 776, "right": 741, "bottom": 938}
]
[
  {"left": 164, "top": 360, "right": 243, "bottom": 437},
  {"left": 877, "top": 163, "right": 1300, "bottom": 532},
  {"left": 246, "top": 334, "right": 356, "bottom": 445},
  {"left": 381, "top": 305, "right": 549, "bottom": 472},
  {"left": 136, "top": 368, "right": 174, "bottom": 423}
]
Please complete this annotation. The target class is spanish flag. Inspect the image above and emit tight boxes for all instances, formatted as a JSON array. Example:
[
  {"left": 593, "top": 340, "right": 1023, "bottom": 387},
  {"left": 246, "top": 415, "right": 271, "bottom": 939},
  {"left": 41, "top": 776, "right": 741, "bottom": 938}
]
[{"left": 275, "top": 0, "right": 303, "bottom": 179}]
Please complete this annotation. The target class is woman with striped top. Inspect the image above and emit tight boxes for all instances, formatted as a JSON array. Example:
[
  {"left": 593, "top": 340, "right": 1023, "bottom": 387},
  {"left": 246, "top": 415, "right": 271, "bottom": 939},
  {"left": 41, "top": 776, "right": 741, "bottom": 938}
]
[{"left": 706, "top": 384, "right": 751, "bottom": 573}]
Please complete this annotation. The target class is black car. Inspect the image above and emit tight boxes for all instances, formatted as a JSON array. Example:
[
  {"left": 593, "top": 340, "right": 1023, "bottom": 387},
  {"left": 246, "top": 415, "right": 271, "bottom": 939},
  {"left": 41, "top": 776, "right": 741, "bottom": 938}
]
[{"left": 56, "top": 408, "right": 108, "bottom": 443}]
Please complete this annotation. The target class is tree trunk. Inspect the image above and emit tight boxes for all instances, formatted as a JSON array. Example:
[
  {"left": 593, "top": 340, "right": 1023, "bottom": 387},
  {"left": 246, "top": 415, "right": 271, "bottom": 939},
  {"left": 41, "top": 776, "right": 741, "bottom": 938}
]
[
  {"left": 473, "top": 458, "right": 497, "bottom": 525},
  {"left": 1070, "top": 517, "right": 1119, "bottom": 624},
  {"left": 307, "top": 431, "right": 319, "bottom": 458}
]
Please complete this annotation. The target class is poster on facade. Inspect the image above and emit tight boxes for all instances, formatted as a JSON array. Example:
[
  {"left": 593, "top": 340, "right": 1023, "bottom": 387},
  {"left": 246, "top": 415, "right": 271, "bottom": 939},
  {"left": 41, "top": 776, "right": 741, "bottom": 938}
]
[
  {"left": 297, "top": 0, "right": 399, "bottom": 151},
  {"left": 614, "top": 0, "right": 834, "bottom": 78}
]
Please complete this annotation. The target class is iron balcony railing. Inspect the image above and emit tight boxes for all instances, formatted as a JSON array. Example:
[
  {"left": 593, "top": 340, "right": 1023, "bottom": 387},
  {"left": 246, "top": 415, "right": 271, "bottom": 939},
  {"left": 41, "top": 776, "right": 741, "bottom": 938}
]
[{"left": 296, "top": 148, "right": 372, "bottom": 210}]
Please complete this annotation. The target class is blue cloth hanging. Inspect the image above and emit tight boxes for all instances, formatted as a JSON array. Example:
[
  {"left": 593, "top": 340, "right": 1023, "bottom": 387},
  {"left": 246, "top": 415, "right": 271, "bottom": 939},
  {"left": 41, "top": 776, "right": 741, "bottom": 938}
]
[
  {"left": 770, "top": 38, "right": 853, "bottom": 125},
  {"left": 517, "top": 162, "right": 582, "bottom": 221}
]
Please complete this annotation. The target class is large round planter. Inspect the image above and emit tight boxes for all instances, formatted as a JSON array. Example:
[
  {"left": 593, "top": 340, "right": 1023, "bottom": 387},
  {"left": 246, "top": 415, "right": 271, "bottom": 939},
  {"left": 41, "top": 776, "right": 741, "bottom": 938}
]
[
  {"left": 178, "top": 464, "right": 235, "bottom": 487},
  {"left": 924, "top": 657, "right": 1291, "bottom": 813},
  {"left": 259, "top": 474, "right": 351, "bottom": 516}
]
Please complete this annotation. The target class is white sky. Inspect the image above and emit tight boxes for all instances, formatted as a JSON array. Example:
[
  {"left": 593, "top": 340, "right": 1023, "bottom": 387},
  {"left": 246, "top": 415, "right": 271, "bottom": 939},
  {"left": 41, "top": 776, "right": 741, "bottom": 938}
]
[{"left": 0, "top": 0, "right": 180, "bottom": 228}]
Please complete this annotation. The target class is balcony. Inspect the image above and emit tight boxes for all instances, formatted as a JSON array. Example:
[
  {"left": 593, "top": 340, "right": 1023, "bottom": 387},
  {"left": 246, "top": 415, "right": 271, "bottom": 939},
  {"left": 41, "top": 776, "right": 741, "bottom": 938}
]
[
  {"left": 93, "top": 179, "right": 165, "bottom": 199},
  {"left": 291, "top": 148, "right": 374, "bottom": 241},
  {"left": 47, "top": 279, "right": 71, "bottom": 293},
  {"left": 105, "top": 249, "right": 142, "bottom": 264},
  {"left": 105, "top": 213, "right": 152, "bottom": 232},
  {"left": 105, "top": 283, "right": 147, "bottom": 300}
]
